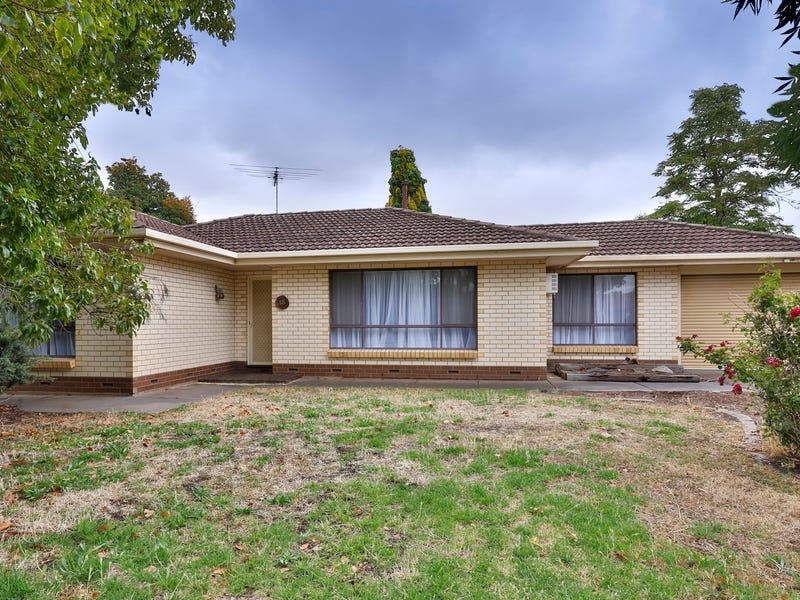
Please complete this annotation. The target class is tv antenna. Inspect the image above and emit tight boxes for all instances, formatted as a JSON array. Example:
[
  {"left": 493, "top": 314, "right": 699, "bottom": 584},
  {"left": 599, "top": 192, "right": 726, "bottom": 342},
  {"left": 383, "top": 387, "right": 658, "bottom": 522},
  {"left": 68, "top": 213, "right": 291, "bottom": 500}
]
[{"left": 231, "top": 165, "right": 321, "bottom": 213}]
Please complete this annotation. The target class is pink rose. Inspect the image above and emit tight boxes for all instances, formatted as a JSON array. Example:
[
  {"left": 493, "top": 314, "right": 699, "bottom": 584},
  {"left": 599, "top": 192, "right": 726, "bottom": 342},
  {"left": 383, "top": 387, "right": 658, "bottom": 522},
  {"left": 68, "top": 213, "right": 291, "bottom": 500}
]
[
  {"left": 791, "top": 307, "right": 800, "bottom": 319},
  {"left": 732, "top": 383, "right": 743, "bottom": 395}
]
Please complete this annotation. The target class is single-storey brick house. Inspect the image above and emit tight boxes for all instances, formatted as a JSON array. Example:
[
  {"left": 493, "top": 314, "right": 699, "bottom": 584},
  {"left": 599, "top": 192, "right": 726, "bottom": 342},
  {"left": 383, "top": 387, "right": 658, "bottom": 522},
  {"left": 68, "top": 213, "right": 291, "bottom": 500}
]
[{"left": 21, "top": 208, "right": 800, "bottom": 394}]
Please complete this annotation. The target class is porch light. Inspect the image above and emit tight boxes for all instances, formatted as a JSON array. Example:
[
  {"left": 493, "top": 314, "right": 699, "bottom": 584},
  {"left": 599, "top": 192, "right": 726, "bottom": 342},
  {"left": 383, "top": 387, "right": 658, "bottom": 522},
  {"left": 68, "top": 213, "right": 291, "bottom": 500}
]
[{"left": 215, "top": 285, "right": 225, "bottom": 301}]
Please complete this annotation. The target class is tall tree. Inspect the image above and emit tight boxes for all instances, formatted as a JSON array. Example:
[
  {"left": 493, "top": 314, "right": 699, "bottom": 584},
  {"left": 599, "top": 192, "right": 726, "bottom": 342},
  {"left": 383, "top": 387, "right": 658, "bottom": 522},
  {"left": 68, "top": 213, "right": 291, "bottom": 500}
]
[
  {"left": 386, "top": 147, "right": 432, "bottom": 213},
  {"left": 727, "top": 1, "right": 800, "bottom": 168},
  {"left": 0, "top": 2, "right": 233, "bottom": 344},
  {"left": 644, "top": 84, "right": 798, "bottom": 233},
  {"left": 107, "top": 158, "right": 197, "bottom": 225}
]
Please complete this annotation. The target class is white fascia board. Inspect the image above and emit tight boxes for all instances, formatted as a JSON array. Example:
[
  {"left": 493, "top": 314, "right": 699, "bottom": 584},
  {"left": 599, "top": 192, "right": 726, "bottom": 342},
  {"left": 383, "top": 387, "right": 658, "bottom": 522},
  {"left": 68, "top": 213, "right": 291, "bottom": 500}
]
[
  {"left": 130, "top": 227, "right": 237, "bottom": 264},
  {"left": 233, "top": 241, "right": 599, "bottom": 266},
  {"left": 569, "top": 252, "right": 800, "bottom": 268}
]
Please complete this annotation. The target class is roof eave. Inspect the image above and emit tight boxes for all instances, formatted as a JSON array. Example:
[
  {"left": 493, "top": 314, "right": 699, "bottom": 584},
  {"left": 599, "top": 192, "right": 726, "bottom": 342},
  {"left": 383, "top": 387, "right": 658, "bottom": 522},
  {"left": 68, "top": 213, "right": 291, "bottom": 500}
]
[
  {"left": 234, "top": 241, "right": 598, "bottom": 267},
  {"left": 130, "top": 227, "right": 237, "bottom": 265},
  {"left": 133, "top": 228, "right": 598, "bottom": 267},
  {"left": 568, "top": 252, "right": 800, "bottom": 268}
]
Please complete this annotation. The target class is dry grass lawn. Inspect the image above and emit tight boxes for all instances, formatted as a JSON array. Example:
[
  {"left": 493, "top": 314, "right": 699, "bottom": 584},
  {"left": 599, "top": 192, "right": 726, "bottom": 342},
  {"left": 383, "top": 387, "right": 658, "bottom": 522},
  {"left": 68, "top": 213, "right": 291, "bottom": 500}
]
[{"left": 1, "top": 386, "right": 799, "bottom": 599}]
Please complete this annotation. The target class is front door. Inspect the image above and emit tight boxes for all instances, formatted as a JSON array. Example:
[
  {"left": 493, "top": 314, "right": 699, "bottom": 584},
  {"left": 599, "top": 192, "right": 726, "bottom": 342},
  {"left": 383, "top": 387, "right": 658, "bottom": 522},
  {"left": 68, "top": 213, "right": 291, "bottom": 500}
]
[{"left": 249, "top": 279, "right": 272, "bottom": 365}]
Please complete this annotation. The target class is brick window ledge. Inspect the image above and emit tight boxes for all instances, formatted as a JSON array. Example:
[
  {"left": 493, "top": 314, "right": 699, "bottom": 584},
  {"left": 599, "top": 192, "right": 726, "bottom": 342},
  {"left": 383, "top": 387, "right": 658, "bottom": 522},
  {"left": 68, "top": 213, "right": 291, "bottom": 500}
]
[
  {"left": 33, "top": 357, "right": 77, "bottom": 370},
  {"left": 328, "top": 349, "right": 478, "bottom": 360},
  {"left": 552, "top": 345, "right": 637, "bottom": 355}
]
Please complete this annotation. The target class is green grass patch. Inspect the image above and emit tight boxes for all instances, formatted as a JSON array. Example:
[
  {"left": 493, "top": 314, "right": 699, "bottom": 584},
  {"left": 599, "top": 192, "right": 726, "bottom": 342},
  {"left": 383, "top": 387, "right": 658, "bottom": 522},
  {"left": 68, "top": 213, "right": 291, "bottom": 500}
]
[{"left": 1, "top": 387, "right": 796, "bottom": 599}]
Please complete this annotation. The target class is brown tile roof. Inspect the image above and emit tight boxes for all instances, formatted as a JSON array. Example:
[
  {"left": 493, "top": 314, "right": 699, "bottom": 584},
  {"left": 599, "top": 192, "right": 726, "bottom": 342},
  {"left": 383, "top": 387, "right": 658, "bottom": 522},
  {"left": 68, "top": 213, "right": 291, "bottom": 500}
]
[
  {"left": 521, "top": 220, "right": 800, "bottom": 256},
  {"left": 132, "top": 211, "right": 211, "bottom": 245},
  {"left": 184, "top": 208, "right": 575, "bottom": 252}
]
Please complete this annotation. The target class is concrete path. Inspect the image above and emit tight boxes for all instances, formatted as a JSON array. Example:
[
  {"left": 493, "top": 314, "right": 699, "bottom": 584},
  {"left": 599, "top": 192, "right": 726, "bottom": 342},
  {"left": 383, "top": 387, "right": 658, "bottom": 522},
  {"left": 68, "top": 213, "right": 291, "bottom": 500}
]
[
  {"left": 0, "top": 383, "right": 249, "bottom": 414},
  {"left": 0, "top": 375, "right": 735, "bottom": 415}
]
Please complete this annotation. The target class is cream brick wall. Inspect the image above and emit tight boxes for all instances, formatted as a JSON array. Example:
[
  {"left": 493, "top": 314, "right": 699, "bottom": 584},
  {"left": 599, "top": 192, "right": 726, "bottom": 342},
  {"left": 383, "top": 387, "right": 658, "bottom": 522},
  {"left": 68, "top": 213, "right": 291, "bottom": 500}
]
[
  {"left": 36, "top": 312, "right": 132, "bottom": 378},
  {"left": 637, "top": 267, "right": 681, "bottom": 361},
  {"left": 266, "top": 259, "right": 550, "bottom": 368},
  {"left": 132, "top": 254, "right": 237, "bottom": 377},
  {"left": 547, "top": 266, "right": 681, "bottom": 362}
]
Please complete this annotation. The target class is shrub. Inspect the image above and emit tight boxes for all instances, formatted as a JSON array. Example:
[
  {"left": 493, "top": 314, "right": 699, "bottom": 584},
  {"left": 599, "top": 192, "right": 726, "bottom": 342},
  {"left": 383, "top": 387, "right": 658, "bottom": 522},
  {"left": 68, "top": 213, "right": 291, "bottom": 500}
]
[
  {"left": 677, "top": 269, "right": 800, "bottom": 456},
  {"left": 0, "top": 328, "right": 38, "bottom": 393}
]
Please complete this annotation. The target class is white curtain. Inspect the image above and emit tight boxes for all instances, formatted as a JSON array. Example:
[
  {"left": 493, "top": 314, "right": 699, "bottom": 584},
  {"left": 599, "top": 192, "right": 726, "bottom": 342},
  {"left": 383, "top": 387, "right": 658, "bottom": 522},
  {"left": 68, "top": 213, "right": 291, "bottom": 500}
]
[
  {"left": 330, "top": 269, "right": 477, "bottom": 349},
  {"left": 594, "top": 274, "right": 635, "bottom": 344},
  {"left": 553, "top": 275, "right": 593, "bottom": 344},
  {"left": 553, "top": 274, "right": 635, "bottom": 345},
  {"left": 48, "top": 323, "right": 76, "bottom": 356},
  {"left": 3, "top": 313, "right": 75, "bottom": 356},
  {"left": 441, "top": 268, "right": 477, "bottom": 349},
  {"left": 330, "top": 271, "right": 362, "bottom": 348},
  {"left": 364, "top": 270, "right": 440, "bottom": 348}
]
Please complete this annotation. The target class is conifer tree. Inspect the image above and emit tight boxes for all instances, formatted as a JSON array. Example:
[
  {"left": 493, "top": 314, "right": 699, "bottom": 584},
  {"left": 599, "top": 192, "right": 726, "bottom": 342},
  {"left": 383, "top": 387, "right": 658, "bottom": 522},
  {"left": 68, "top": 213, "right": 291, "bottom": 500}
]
[
  {"left": 386, "top": 147, "right": 432, "bottom": 212},
  {"left": 645, "top": 84, "right": 798, "bottom": 233}
]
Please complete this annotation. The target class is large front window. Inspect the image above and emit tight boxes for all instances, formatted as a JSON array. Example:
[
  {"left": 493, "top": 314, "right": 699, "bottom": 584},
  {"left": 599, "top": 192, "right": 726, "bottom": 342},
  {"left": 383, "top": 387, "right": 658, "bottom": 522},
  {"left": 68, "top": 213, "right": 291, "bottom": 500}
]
[
  {"left": 553, "top": 274, "right": 636, "bottom": 345},
  {"left": 330, "top": 268, "right": 477, "bottom": 349}
]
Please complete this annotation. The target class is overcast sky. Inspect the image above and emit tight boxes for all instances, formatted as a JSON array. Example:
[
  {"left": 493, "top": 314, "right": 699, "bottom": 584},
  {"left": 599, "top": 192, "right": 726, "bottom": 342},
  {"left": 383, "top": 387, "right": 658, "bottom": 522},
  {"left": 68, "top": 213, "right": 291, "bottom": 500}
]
[{"left": 85, "top": 0, "right": 800, "bottom": 230}]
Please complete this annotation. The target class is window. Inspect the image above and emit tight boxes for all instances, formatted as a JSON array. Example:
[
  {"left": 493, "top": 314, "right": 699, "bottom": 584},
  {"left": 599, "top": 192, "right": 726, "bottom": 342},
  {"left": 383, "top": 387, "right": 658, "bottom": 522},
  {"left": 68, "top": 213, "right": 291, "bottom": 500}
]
[
  {"left": 3, "top": 314, "right": 76, "bottom": 357},
  {"left": 330, "top": 268, "right": 477, "bottom": 349},
  {"left": 553, "top": 274, "right": 636, "bottom": 345}
]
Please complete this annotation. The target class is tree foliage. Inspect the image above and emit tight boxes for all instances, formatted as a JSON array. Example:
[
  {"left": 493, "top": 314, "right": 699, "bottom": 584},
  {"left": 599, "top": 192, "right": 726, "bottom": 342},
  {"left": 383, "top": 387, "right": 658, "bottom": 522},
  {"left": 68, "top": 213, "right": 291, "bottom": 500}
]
[
  {"left": 727, "top": 0, "right": 800, "bottom": 168},
  {"left": 386, "top": 148, "right": 432, "bottom": 213},
  {"left": 107, "top": 158, "right": 197, "bottom": 225},
  {"left": 0, "top": 1, "right": 234, "bottom": 344},
  {"left": 678, "top": 269, "right": 800, "bottom": 457},
  {"left": 0, "top": 329, "right": 39, "bottom": 393},
  {"left": 644, "top": 84, "right": 798, "bottom": 233}
]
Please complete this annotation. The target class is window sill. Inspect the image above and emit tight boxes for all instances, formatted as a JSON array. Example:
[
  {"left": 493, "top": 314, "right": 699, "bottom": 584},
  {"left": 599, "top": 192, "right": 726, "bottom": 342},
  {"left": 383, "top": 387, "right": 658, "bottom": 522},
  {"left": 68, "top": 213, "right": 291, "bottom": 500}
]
[
  {"left": 33, "top": 357, "right": 77, "bottom": 370},
  {"left": 328, "top": 349, "right": 478, "bottom": 360},
  {"left": 552, "top": 345, "right": 637, "bottom": 354}
]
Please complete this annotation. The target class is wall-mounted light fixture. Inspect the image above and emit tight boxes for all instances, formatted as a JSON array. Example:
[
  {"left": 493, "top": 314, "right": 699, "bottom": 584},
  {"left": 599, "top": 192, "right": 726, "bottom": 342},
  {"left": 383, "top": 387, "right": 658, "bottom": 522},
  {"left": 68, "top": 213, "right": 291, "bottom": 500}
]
[
  {"left": 275, "top": 295, "right": 289, "bottom": 310},
  {"left": 214, "top": 285, "right": 225, "bottom": 301}
]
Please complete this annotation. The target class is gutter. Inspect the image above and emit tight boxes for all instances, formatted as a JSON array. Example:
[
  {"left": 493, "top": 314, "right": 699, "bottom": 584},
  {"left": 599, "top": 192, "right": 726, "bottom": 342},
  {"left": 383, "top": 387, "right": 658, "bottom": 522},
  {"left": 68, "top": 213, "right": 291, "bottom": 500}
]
[{"left": 568, "top": 252, "right": 800, "bottom": 268}]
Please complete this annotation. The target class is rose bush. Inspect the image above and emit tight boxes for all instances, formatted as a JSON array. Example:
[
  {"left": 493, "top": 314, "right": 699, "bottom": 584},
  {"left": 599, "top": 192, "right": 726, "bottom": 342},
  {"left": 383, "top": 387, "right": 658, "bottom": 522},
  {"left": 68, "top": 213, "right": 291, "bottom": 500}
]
[{"left": 676, "top": 269, "right": 800, "bottom": 456}]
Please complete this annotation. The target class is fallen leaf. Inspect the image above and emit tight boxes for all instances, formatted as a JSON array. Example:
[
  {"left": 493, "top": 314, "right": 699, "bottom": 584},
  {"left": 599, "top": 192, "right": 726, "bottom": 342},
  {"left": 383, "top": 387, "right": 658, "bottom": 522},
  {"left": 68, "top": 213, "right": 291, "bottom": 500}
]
[
  {"left": 0, "top": 521, "right": 13, "bottom": 532},
  {"left": 340, "top": 556, "right": 349, "bottom": 564},
  {"left": 143, "top": 565, "right": 157, "bottom": 574},
  {"left": 280, "top": 567, "right": 291, "bottom": 573},
  {"left": 143, "top": 509, "right": 154, "bottom": 519},
  {"left": 233, "top": 543, "right": 245, "bottom": 551},
  {"left": 211, "top": 567, "right": 226, "bottom": 577}
]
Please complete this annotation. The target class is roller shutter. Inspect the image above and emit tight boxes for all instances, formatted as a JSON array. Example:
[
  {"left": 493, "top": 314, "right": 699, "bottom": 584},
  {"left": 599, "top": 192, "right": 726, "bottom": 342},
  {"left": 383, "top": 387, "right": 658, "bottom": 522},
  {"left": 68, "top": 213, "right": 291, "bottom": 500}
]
[{"left": 680, "top": 274, "right": 800, "bottom": 366}]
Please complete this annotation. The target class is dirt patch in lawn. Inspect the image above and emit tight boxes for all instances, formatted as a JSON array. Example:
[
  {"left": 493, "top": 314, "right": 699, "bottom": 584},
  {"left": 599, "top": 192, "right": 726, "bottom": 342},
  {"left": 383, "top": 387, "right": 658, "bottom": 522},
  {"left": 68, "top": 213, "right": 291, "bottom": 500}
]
[{"left": 560, "top": 389, "right": 765, "bottom": 422}]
